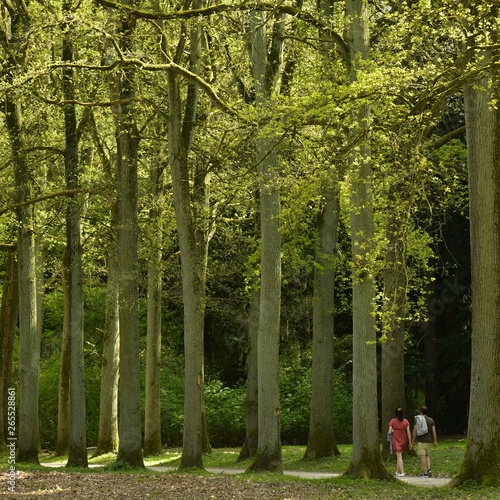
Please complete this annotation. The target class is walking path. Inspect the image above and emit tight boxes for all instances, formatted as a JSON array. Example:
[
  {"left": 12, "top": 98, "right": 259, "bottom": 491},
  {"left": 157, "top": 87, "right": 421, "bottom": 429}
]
[
  {"left": 42, "top": 463, "right": 450, "bottom": 487},
  {"left": 150, "top": 466, "right": 450, "bottom": 487}
]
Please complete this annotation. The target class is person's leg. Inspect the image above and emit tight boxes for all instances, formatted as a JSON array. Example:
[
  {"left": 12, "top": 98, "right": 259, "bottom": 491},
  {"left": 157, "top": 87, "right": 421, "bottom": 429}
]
[
  {"left": 396, "top": 451, "right": 404, "bottom": 474},
  {"left": 425, "top": 453, "right": 431, "bottom": 474},
  {"left": 420, "top": 452, "right": 427, "bottom": 473},
  {"left": 418, "top": 443, "right": 431, "bottom": 474}
]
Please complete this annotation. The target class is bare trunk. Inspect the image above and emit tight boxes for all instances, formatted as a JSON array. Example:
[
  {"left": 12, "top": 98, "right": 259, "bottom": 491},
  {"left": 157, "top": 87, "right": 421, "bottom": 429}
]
[
  {"left": 169, "top": 71, "right": 206, "bottom": 468},
  {"left": 114, "top": 9, "right": 144, "bottom": 468},
  {"left": 167, "top": 2, "right": 210, "bottom": 469},
  {"left": 94, "top": 11, "right": 121, "bottom": 458},
  {"left": 238, "top": 284, "right": 259, "bottom": 461},
  {"left": 381, "top": 208, "right": 406, "bottom": 460},
  {"left": 95, "top": 221, "right": 120, "bottom": 456},
  {"left": 63, "top": 6, "right": 88, "bottom": 466},
  {"left": 144, "top": 158, "right": 165, "bottom": 457},
  {"left": 345, "top": 0, "right": 391, "bottom": 480},
  {"left": 56, "top": 250, "right": 71, "bottom": 457},
  {"left": 6, "top": 93, "right": 40, "bottom": 465},
  {"left": 451, "top": 48, "right": 500, "bottom": 488},
  {"left": 248, "top": 8, "right": 285, "bottom": 473},
  {"left": 305, "top": 188, "right": 340, "bottom": 459},
  {"left": 0, "top": 250, "right": 18, "bottom": 449}
]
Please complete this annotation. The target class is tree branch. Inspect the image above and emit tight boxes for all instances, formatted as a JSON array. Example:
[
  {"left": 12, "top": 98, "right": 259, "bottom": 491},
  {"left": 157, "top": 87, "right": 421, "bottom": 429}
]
[
  {"left": 95, "top": 0, "right": 349, "bottom": 60},
  {"left": 0, "top": 243, "right": 16, "bottom": 251},
  {"left": 425, "top": 125, "right": 466, "bottom": 151},
  {"left": 50, "top": 59, "right": 246, "bottom": 120},
  {"left": 0, "top": 189, "right": 112, "bottom": 216}
]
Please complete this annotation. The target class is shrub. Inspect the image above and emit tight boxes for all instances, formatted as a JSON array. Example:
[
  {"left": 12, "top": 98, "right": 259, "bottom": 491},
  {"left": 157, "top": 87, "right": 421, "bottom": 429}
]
[
  {"left": 280, "top": 358, "right": 352, "bottom": 445},
  {"left": 204, "top": 380, "right": 246, "bottom": 447},
  {"left": 159, "top": 359, "right": 185, "bottom": 448}
]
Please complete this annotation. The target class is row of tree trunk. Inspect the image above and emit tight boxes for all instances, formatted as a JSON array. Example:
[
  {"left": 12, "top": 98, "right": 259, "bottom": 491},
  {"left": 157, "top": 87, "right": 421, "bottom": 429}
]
[{"left": 0, "top": 0, "right": 498, "bottom": 487}]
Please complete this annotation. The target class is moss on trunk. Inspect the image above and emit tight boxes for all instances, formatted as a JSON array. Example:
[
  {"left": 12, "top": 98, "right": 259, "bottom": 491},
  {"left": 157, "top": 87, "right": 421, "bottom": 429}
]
[
  {"left": 116, "top": 447, "right": 145, "bottom": 469},
  {"left": 304, "top": 422, "right": 341, "bottom": 459},
  {"left": 16, "top": 449, "right": 40, "bottom": 465},
  {"left": 247, "top": 448, "right": 283, "bottom": 473},
  {"left": 450, "top": 441, "right": 500, "bottom": 488},
  {"left": 344, "top": 446, "right": 395, "bottom": 481},
  {"left": 179, "top": 452, "right": 204, "bottom": 470}
]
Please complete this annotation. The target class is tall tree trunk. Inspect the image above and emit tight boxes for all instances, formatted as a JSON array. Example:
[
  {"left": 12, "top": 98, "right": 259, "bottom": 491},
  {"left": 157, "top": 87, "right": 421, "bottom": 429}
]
[
  {"left": 56, "top": 250, "right": 71, "bottom": 457},
  {"left": 248, "top": 8, "right": 285, "bottom": 474},
  {"left": 304, "top": 0, "right": 341, "bottom": 460},
  {"left": 450, "top": 42, "right": 500, "bottom": 488},
  {"left": 167, "top": 0, "right": 211, "bottom": 469},
  {"left": 93, "top": 11, "right": 121, "bottom": 458},
  {"left": 95, "top": 215, "right": 120, "bottom": 456},
  {"left": 169, "top": 73, "right": 207, "bottom": 471},
  {"left": 144, "top": 156, "right": 165, "bottom": 457},
  {"left": 4, "top": 24, "right": 41, "bottom": 462},
  {"left": 381, "top": 205, "right": 407, "bottom": 460},
  {"left": 0, "top": 250, "right": 18, "bottom": 449},
  {"left": 238, "top": 283, "right": 260, "bottom": 461},
  {"left": 345, "top": 0, "right": 391, "bottom": 480},
  {"left": 10, "top": 114, "right": 40, "bottom": 465},
  {"left": 63, "top": 4, "right": 88, "bottom": 466},
  {"left": 114, "top": 7, "right": 144, "bottom": 468},
  {"left": 305, "top": 186, "right": 341, "bottom": 459}
]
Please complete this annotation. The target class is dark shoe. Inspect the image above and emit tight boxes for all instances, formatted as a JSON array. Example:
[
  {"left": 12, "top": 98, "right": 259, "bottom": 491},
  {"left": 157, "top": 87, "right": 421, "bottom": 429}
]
[
  {"left": 422, "top": 473, "right": 429, "bottom": 477},
  {"left": 427, "top": 469, "right": 432, "bottom": 477}
]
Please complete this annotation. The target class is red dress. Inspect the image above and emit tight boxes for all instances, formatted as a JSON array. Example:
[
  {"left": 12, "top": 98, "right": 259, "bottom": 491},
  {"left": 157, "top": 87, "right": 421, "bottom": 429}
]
[{"left": 389, "top": 418, "right": 410, "bottom": 451}]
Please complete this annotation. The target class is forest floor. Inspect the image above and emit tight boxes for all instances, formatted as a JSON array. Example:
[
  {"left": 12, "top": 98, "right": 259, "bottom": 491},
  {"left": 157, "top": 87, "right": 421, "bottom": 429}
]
[
  {"left": 2, "top": 469, "right": 337, "bottom": 499},
  {"left": 1, "top": 465, "right": 452, "bottom": 500},
  {"left": 5, "top": 442, "right": 494, "bottom": 499}
]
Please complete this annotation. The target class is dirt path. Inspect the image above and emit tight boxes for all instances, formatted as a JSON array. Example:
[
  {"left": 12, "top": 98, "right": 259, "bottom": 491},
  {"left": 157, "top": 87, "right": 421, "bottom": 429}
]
[{"left": 151, "top": 466, "right": 451, "bottom": 487}]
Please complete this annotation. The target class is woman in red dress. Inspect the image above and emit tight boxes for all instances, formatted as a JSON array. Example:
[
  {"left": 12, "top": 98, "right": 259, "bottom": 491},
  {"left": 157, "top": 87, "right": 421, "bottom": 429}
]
[{"left": 388, "top": 408, "right": 412, "bottom": 477}]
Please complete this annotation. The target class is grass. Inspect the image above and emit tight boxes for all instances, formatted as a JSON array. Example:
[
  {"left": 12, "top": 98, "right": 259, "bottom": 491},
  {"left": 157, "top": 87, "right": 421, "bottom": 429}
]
[
  {"left": 0, "top": 439, "right": 466, "bottom": 474},
  {"left": 147, "top": 439, "right": 465, "bottom": 477},
  {"left": 2, "top": 439, "right": 499, "bottom": 499}
]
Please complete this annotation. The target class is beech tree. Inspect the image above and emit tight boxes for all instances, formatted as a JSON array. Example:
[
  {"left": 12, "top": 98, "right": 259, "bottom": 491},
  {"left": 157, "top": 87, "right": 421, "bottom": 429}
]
[
  {"left": 62, "top": 0, "right": 88, "bottom": 468},
  {"left": 380, "top": 178, "right": 409, "bottom": 459},
  {"left": 0, "top": 250, "right": 17, "bottom": 450},
  {"left": 305, "top": 181, "right": 341, "bottom": 459},
  {"left": 167, "top": 0, "right": 210, "bottom": 469},
  {"left": 143, "top": 147, "right": 165, "bottom": 457},
  {"left": 93, "top": 23, "right": 121, "bottom": 458},
  {"left": 345, "top": 0, "right": 391, "bottom": 480},
  {"left": 1, "top": 0, "right": 42, "bottom": 464},
  {"left": 56, "top": 255, "right": 71, "bottom": 456},
  {"left": 238, "top": 282, "right": 260, "bottom": 461},
  {"left": 304, "top": 0, "right": 344, "bottom": 460},
  {"left": 450, "top": 2, "right": 500, "bottom": 487},
  {"left": 247, "top": 4, "right": 285, "bottom": 474},
  {"left": 95, "top": 225, "right": 120, "bottom": 456},
  {"left": 112, "top": 1, "right": 144, "bottom": 468}
]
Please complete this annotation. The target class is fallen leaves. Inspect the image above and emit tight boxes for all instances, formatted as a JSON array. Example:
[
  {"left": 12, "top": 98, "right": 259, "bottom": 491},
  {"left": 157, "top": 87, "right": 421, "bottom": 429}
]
[{"left": 0, "top": 470, "right": 332, "bottom": 499}]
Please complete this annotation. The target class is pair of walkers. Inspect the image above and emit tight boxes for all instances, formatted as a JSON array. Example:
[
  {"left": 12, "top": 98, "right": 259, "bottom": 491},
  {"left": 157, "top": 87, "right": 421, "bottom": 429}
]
[{"left": 387, "top": 405, "right": 437, "bottom": 477}]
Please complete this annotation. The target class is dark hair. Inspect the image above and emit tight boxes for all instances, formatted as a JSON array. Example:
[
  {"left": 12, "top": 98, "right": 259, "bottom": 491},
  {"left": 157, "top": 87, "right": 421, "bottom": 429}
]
[
  {"left": 395, "top": 408, "right": 404, "bottom": 421},
  {"left": 420, "top": 405, "right": 429, "bottom": 415}
]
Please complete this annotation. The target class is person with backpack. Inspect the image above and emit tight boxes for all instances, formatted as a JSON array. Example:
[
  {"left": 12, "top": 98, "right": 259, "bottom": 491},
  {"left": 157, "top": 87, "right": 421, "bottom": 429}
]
[
  {"left": 412, "top": 405, "right": 438, "bottom": 477},
  {"left": 387, "top": 408, "right": 412, "bottom": 477}
]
